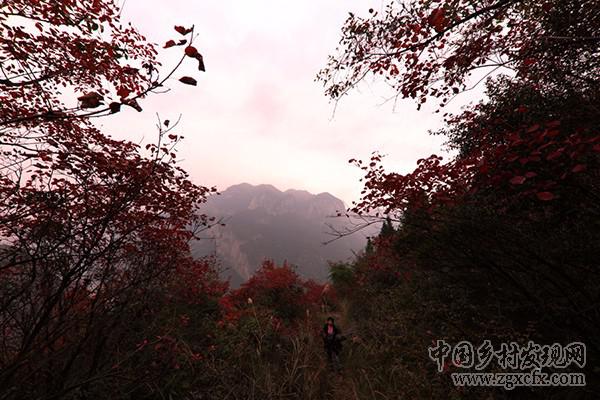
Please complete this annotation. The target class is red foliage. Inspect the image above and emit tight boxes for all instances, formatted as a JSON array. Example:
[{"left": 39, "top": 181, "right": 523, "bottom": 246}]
[
  {"left": 171, "top": 256, "right": 228, "bottom": 304},
  {"left": 303, "top": 279, "right": 336, "bottom": 307},
  {"left": 320, "top": 1, "right": 600, "bottom": 218},
  {"left": 353, "top": 234, "right": 411, "bottom": 287},
  {"left": 225, "top": 260, "right": 332, "bottom": 327},
  {"left": 0, "top": 1, "right": 215, "bottom": 397},
  {"left": 319, "top": 1, "right": 599, "bottom": 107},
  {"left": 352, "top": 116, "right": 599, "bottom": 217}
]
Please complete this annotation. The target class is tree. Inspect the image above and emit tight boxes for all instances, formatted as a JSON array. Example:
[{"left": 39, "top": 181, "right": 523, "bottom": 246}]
[
  {"left": 228, "top": 260, "right": 327, "bottom": 324},
  {"left": 379, "top": 216, "right": 395, "bottom": 238},
  {"left": 318, "top": 0, "right": 599, "bottom": 108},
  {"left": 328, "top": 261, "right": 355, "bottom": 297},
  {"left": 0, "top": 1, "right": 215, "bottom": 398},
  {"left": 320, "top": 0, "right": 600, "bottom": 216},
  {"left": 365, "top": 237, "right": 374, "bottom": 255},
  {"left": 321, "top": 0, "right": 600, "bottom": 378}
]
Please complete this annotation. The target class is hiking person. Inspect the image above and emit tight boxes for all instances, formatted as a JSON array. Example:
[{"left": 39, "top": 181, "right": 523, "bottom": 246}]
[{"left": 321, "top": 317, "right": 344, "bottom": 372}]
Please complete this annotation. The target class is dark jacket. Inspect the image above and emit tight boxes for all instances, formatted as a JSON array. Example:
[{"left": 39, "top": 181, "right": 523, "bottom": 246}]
[{"left": 322, "top": 324, "right": 343, "bottom": 352}]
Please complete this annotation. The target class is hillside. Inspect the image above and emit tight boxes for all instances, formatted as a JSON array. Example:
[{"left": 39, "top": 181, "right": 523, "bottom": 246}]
[{"left": 191, "top": 183, "right": 371, "bottom": 286}]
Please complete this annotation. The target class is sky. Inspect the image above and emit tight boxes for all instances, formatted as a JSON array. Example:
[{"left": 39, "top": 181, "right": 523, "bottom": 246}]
[{"left": 99, "top": 0, "right": 471, "bottom": 206}]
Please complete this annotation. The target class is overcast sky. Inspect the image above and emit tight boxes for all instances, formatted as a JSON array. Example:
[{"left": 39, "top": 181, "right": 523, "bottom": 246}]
[{"left": 99, "top": 0, "right": 471, "bottom": 206}]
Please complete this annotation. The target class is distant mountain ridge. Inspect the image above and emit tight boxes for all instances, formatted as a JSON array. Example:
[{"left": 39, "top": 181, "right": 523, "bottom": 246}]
[
  {"left": 214, "top": 183, "right": 345, "bottom": 218},
  {"left": 191, "top": 183, "right": 368, "bottom": 287}
]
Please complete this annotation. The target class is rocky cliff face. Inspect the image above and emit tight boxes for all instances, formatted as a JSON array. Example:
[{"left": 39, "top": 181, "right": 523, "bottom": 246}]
[{"left": 190, "top": 183, "right": 368, "bottom": 287}]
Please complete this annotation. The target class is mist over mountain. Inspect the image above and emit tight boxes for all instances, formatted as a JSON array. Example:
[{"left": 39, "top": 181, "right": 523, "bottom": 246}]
[{"left": 191, "top": 183, "right": 370, "bottom": 287}]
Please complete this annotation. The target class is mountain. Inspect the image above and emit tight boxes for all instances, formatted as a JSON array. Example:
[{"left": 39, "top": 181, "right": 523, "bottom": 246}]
[{"left": 191, "top": 183, "right": 370, "bottom": 287}]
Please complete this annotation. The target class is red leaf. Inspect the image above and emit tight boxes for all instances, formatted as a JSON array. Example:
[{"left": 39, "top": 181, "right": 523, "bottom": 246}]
[
  {"left": 546, "top": 129, "right": 560, "bottom": 138},
  {"left": 185, "top": 46, "right": 198, "bottom": 57},
  {"left": 164, "top": 40, "right": 176, "bottom": 48},
  {"left": 179, "top": 76, "right": 197, "bottom": 86},
  {"left": 77, "top": 92, "right": 103, "bottom": 108},
  {"left": 109, "top": 102, "right": 121, "bottom": 113},
  {"left": 175, "top": 25, "right": 192, "bottom": 35},
  {"left": 122, "top": 98, "right": 142, "bottom": 112},
  {"left": 510, "top": 176, "right": 526, "bottom": 185},
  {"left": 546, "top": 149, "right": 563, "bottom": 161},
  {"left": 427, "top": 8, "right": 446, "bottom": 32},
  {"left": 572, "top": 164, "right": 586, "bottom": 173},
  {"left": 525, "top": 171, "right": 537, "bottom": 178},
  {"left": 536, "top": 191, "right": 555, "bottom": 201},
  {"left": 194, "top": 53, "right": 205, "bottom": 72},
  {"left": 122, "top": 66, "right": 139, "bottom": 75},
  {"left": 116, "top": 88, "right": 130, "bottom": 98}
]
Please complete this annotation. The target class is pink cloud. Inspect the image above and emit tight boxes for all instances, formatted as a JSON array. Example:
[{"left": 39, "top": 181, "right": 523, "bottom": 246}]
[
  {"left": 243, "top": 81, "right": 285, "bottom": 132},
  {"left": 99, "top": 0, "right": 476, "bottom": 206}
]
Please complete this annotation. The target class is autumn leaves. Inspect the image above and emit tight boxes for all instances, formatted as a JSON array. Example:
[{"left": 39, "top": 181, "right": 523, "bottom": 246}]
[{"left": 162, "top": 25, "right": 205, "bottom": 87}]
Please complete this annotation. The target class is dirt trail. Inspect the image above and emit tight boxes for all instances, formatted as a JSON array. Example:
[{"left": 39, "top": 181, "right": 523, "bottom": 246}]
[{"left": 318, "top": 300, "right": 363, "bottom": 400}]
